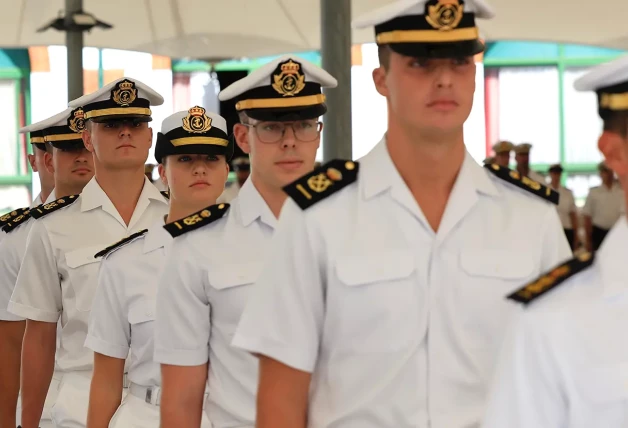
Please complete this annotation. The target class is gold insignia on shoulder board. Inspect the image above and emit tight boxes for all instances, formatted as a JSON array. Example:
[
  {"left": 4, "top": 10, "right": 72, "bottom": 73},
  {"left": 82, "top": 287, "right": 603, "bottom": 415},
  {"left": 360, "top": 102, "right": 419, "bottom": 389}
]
[
  {"left": 112, "top": 79, "right": 137, "bottom": 106},
  {"left": 68, "top": 107, "right": 86, "bottom": 133},
  {"left": 182, "top": 106, "right": 213, "bottom": 134},
  {"left": 426, "top": 0, "right": 464, "bottom": 31},
  {"left": 200, "top": 210, "right": 211, "bottom": 218},
  {"left": 345, "top": 161, "right": 355, "bottom": 171},
  {"left": 272, "top": 59, "right": 306, "bottom": 97},
  {"left": 307, "top": 173, "right": 333, "bottom": 193}
]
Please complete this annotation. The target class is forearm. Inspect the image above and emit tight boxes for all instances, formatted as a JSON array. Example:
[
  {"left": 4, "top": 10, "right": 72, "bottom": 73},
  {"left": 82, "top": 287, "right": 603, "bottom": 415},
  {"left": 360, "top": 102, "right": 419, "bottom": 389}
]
[
  {"left": 160, "top": 364, "right": 207, "bottom": 428},
  {"left": 86, "top": 355, "right": 124, "bottom": 428},
  {"left": 0, "top": 321, "right": 26, "bottom": 428},
  {"left": 20, "top": 321, "right": 56, "bottom": 428}
]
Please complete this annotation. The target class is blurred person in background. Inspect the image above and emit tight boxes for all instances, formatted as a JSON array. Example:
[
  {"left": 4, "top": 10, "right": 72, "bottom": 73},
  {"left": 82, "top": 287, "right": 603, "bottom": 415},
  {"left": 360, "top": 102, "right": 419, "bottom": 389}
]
[
  {"left": 548, "top": 164, "right": 579, "bottom": 250},
  {"left": 514, "top": 143, "right": 546, "bottom": 183},
  {"left": 583, "top": 161, "right": 623, "bottom": 251}
]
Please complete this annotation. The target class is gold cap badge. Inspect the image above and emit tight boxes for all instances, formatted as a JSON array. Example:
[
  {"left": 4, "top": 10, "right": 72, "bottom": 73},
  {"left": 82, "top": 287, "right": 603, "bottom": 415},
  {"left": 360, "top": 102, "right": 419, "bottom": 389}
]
[
  {"left": 112, "top": 79, "right": 138, "bottom": 106},
  {"left": 182, "top": 106, "right": 213, "bottom": 134},
  {"left": 426, "top": 0, "right": 464, "bottom": 31},
  {"left": 272, "top": 59, "right": 306, "bottom": 97},
  {"left": 68, "top": 108, "right": 86, "bottom": 133}
]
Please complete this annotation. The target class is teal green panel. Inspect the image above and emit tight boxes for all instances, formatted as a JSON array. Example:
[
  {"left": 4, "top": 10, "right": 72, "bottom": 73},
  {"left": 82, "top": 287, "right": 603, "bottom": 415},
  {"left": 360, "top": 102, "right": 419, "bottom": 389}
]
[
  {"left": 562, "top": 44, "right": 625, "bottom": 59},
  {"left": 0, "top": 49, "right": 29, "bottom": 73},
  {"left": 484, "top": 41, "right": 560, "bottom": 60}
]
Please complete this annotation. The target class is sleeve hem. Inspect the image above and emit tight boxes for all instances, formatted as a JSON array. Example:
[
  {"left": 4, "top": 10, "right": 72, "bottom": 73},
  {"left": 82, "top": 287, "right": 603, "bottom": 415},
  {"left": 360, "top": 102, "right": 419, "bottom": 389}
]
[
  {"left": 154, "top": 348, "right": 208, "bottom": 367},
  {"left": 8, "top": 301, "right": 59, "bottom": 322},
  {"left": 84, "top": 335, "right": 129, "bottom": 359},
  {"left": 231, "top": 334, "right": 316, "bottom": 374}
]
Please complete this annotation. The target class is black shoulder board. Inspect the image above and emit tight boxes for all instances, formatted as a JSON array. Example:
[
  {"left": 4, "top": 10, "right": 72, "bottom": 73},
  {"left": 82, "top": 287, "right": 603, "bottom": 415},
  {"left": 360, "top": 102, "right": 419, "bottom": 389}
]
[
  {"left": 2, "top": 210, "right": 32, "bottom": 233},
  {"left": 283, "top": 159, "right": 359, "bottom": 210},
  {"left": 507, "top": 253, "right": 595, "bottom": 305},
  {"left": 161, "top": 191, "right": 170, "bottom": 200},
  {"left": 94, "top": 229, "right": 149, "bottom": 259},
  {"left": 164, "top": 203, "right": 229, "bottom": 238},
  {"left": 30, "top": 195, "right": 80, "bottom": 219},
  {"left": 0, "top": 207, "right": 28, "bottom": 227},
  {"left": 484, "top": 164, "right": 559, "bottom": 205}
]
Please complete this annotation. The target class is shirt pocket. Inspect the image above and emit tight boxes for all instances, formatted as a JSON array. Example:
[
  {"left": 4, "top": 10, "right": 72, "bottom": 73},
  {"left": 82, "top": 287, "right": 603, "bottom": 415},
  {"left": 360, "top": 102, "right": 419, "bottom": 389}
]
[
  {"left": 330, "top": 250, "right": 417, "bottom": 353},
  {"left": 206, "top": 262, "right": 263, "bottom": 327},
  {"left": 65, "top": 245, "right": 104, "bottom": 312},
  {"left": 128, "top": 301, "right": 155, "bottom": 325}
]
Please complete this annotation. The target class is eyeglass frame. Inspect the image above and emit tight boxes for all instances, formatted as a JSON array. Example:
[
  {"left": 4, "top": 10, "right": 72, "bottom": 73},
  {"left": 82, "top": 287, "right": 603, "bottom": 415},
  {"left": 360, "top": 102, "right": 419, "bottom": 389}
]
[{"left": 240, "top": 120, "right": 324, "bottom": 144}]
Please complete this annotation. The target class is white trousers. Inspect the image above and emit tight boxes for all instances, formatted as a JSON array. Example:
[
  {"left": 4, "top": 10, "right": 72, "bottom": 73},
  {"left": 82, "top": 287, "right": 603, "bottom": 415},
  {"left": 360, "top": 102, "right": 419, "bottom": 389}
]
[
  {"left": 50, "top": 372, "right": 92, "bottom": 428},
  {"left": 108, "top": 393, "right": 213, "bottom": 428}
]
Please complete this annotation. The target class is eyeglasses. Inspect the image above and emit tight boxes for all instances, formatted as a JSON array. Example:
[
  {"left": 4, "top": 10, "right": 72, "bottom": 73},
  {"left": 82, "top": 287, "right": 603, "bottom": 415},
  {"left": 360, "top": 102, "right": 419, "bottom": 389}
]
[{"left": 243, "top": 121, "right": 323, "bottom": 144}]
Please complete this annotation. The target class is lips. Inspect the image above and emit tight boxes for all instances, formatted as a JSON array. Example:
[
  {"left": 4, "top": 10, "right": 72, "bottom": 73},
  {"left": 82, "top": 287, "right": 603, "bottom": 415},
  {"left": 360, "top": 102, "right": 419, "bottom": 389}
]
[
  {"left": 72, "top": 168, "right": 91, "bottom": 174},
  {"left": 190, "top": 181, "right": 210, "bottom": 187}
]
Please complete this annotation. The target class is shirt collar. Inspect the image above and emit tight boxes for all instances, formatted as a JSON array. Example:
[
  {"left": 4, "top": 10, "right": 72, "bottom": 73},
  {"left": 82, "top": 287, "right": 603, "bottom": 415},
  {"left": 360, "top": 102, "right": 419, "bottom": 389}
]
[
  {"left": 599, "top": 216, "right": 628, "bottom": 298},
  {"left": 80, "top": 176, "right": 167, "bottom": 212},
  {"left": 31, "top": 194, "right": 43, "bottom": 208},
  {"left": 236, "top": 178, "right": 277, "bottom": 229},
  {"left": 44, "top": 189, "right": 57, "bottom": 204},
  {"left": 143, "top": 217, "right": 171, "bottom": 254},
  {"left": 361, "top": 137, "right": 500, "bottom": 201}
]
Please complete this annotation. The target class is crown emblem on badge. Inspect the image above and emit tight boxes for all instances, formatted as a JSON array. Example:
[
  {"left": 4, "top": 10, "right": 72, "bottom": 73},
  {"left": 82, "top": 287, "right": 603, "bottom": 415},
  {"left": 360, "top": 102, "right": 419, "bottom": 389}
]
[
  {"left": 426, "top": 0, "right": 464, "bottom": 31},
  {"left": 272, "top": 59, "right": 306, "bottom": 97},
  {"left": 182, "top": 106, "right": 212, "bottom": 134},
  {"left": 68, "top": 107, "right": 86, "bottom": 133},
  {"left": 111, "top": 79, "right": 137, "bottom": 107}
]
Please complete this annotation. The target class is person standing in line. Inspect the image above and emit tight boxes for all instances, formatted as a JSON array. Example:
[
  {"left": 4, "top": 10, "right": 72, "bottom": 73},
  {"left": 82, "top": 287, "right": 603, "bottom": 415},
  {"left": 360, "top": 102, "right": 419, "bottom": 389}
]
[
  {"left": 231, "top": 1, "right": 571, "bottom": 427},
  {"left": 7, "top": 78, "right": 169, "bottom": 428},
  {"left": 492, "top": 140, "right": 513, "bottom": 168},
  {"left": 152, "top": 56, "right": 336, "bottom": 428},
  {"left": 0, "top": 107, "right": 94, "bottom": 428},
  {"left": 514, "top": 143, "right": 546, "bottom": 183},
  {"left": 481, "top": 52, "right": 628, "bottom": 428},
  {"left": 582, "top": 161, "right": 624, "bottom": 251},
  {"left": 84, "top": 107, "right": 229, "bottom": 428},
  {"left": 217, "top": 156, "right": 251, "bottom": 203},
  {"left": 548, "top": 164, "right": 579, "bottom": 250}
]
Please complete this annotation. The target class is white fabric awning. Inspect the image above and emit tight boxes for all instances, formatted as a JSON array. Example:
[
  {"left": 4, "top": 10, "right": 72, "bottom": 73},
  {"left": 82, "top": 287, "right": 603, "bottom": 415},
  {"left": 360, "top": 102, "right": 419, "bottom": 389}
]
[{"left": 1, "top": 0, "right": 626, "bottom": 59}]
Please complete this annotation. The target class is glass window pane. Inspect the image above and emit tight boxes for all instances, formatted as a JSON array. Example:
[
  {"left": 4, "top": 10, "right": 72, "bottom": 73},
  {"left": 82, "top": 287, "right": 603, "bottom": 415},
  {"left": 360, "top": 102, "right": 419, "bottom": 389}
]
[
  {"left": 497, "top": 66, "right": 560, "bottom": 165},
  {"left": 0, "top": 79, "right": 17, "bottom": 176},
  {"left": 562, "top": 67, "right": 603, "bottom": 165}
]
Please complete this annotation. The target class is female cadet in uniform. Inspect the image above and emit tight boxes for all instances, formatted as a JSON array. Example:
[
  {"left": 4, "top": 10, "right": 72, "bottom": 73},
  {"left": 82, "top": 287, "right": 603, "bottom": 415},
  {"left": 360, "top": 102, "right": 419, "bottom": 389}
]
[
  {"left": 84, "top": 107, "right": 231, "bottom": 428},
  {"left": 481, "top": 54, "right": 628, "bottom": 428},
  {"left": 152, "top": 56, "right": 337, "bottom": 428},
  {"left": 231, "top": 1, "right": 571, "bottom": 428}
]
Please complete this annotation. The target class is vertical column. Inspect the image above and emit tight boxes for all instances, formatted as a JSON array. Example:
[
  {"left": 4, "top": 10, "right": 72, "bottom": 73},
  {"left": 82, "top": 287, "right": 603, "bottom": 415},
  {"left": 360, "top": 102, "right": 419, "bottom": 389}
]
[
  {"left": 65, "top": 0, "right": 84, "bottom": 101},
  {"left": 320, "top": 0, "right": 352, "bottom": 161}
]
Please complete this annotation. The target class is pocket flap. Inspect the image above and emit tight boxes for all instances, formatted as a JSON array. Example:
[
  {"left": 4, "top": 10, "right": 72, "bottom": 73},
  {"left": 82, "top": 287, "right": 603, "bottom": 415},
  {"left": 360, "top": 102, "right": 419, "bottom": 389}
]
[
  {"left": 66, "top": 246, "right": 104, "bottom": 269},
  {"left": 336, "top": 250, "right": 415, "bottom": 286},
  {"left": 208, "top": 262, "right": 263, "bottom": 290},
  {"left": 460, "top": 250, "right": 534, "bottom": 279},
  {"left": 128, "top": 301, "right": 155, "bottom": 324}
]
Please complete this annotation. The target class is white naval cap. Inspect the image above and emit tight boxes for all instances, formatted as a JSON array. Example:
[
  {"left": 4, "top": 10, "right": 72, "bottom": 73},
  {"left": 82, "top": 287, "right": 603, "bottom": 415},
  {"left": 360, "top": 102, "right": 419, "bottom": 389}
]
[
  {"left": 352, "top": 0, "right": 494, "bottom": 58},
  {"left": 218, "top": 55, "right": 337, "bottom": 121},
  {"left": 68, "top": 77, "right": 164, "bottom": 123},
  {"left": 492, "top": 140, "right": 513, "bottom": 154},
  {"left": 154, "top": 106, "right": 232, "bottom": 164},
  {"left": 514, "top": 143, "right": 533, "bottom": 154},
  {"left": 574, "top": 54, "right": 628, "bottom": 117},
  {"left": 20, "top": 107, "right": 86, "bottom": 149}
]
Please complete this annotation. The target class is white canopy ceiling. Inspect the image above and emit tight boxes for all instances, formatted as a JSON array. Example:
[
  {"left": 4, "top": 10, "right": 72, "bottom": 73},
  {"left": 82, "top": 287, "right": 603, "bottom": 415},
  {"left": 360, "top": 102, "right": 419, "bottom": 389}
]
[{"left": 0, "top": 0, "right": 626, "bottom": 59}]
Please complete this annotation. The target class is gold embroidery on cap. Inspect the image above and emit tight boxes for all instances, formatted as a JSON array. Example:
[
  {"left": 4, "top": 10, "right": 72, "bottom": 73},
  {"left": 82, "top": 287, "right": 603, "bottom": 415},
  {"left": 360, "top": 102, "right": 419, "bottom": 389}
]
[
  {"left": 272, "top": 60, "right": 306, "bottom": 97},
  {"left": 68, "top": 108, "right": 86, "bottom": 133},
  {"left": 182, "top": 106, "right": 213, "bottom": 134},
  {"left": 426, "top": 0, "right": 464, "bottom": 31},
  {"left": 112, "top": 79, "right": 138, "bottom": 106}
]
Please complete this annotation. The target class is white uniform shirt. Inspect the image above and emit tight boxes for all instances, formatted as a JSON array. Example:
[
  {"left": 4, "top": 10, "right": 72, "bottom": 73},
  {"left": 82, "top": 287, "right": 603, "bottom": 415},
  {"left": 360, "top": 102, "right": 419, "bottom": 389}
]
[
  {"left": 0, "top": 190, "right": 57, "bottom": 321},
  {"left": 85, "top": 218, "right": 170, "bottom": 387},
  {"left": 582, "top": 183, "right": 624, "bottom": 229},
  {"left": 482, "top": 216, "right": 628, "bottom": 428},
  {"left": 554, "top": 186, "right": 577, "bottom": 229},
  {"left": 216, "top": 181, "right": 241, "bottom": 204},
  {"left": 154, "top": 179, "right": 275, "bottom": 427},
  {"left": 232, "top": 140, "right": 572, "bottom": 428},
  {"left": 9, "top": 177, "right": 168, "bottom": 372}
]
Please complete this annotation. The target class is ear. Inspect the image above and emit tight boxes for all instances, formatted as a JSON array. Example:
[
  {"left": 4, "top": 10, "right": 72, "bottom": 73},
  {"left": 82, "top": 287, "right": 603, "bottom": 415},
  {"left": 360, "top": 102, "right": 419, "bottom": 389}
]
[
  {"left": 157, "top": 163, "right": 168, "bottom": 187},
  {"left": 148, "top": 127, "right": 154, "bottom": 144},
  {"left": 27, "top": 154, "right": 37, "bottom": 172},
  {"left": 599, "top": 131, "right": 628, "bottom": 176},
  {"left": 233, "top": 124, "right": 251, "bottom": 154},
  {"left": 82, "top": 129, "right": 94, "bottom": 153},
  {"left": 44, "top": 151, "right": 55, "bottom": 174},
  {"left": 372, "top": 66, "right": 389, "bottom": 98}
]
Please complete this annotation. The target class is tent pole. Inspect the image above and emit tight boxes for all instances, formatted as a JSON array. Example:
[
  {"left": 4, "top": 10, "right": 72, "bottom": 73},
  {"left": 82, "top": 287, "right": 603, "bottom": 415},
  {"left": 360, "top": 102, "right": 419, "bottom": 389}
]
[
  {"left": 320, "top": 0, "right": 352, "bottom": 161},
  {"left": 65, "top": 0, "right": 84, "bottom": 102}
]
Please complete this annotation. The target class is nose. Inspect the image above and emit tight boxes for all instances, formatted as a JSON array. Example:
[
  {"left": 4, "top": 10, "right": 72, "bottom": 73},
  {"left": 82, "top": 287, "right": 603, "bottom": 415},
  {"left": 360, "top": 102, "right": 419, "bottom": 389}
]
[
  {"left": 118, "top": 122, "right": 134, "bottom": 137},
  {"left": 192, "top": 161, "right": 208, "bottom": 175},
  {"left": 435, "top": 64, "right": 454, "bottom": 89},
  {"left": 281, "top": 125, "right": 297, "bottom": 149}
]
